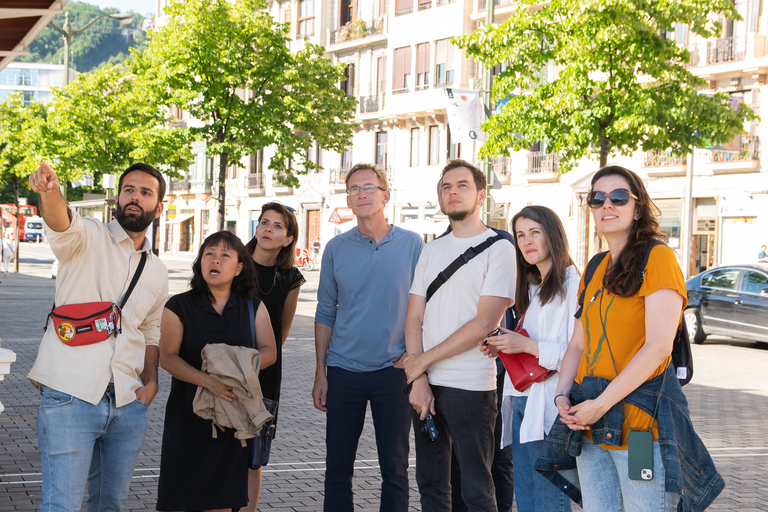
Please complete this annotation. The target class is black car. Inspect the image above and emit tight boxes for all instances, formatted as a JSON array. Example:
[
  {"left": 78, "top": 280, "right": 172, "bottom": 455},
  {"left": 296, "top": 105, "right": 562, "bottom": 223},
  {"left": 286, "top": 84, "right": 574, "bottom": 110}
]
[{"left": 684, "top": 264, "right": 768, "bottom": 344}]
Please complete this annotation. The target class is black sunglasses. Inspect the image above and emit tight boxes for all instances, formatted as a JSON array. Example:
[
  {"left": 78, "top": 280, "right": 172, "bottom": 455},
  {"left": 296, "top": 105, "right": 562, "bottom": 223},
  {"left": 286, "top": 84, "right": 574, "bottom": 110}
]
[
  {"left": 262, "top": 201, "right": 296, "bottom": 213},
  {"left": 586, "top": 188, "right": 638, "bottom": 208}
]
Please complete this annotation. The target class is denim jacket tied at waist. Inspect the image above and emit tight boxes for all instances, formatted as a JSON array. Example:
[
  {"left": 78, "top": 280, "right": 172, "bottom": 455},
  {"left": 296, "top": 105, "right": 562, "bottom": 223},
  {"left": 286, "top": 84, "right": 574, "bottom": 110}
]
[{"left": 534, "top": 366, "right": 724, "bottom": 512}]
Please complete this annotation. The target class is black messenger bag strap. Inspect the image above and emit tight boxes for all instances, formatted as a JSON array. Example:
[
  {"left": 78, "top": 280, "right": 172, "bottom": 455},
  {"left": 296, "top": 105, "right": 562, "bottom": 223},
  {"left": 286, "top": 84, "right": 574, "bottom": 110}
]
[
  {"left": 118, "top": 251, "right": 148, "bottom": 309},
  {"left": 425, "top": 233, "right": 505, "bottom": 303}
]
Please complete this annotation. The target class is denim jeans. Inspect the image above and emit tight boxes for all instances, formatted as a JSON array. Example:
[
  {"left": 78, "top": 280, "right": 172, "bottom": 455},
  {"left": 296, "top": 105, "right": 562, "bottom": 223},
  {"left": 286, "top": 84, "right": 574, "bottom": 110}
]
[
  {"left": 576, "top": 438, "right": 680, "bottom": 512},
  {"left": 37, "top": 384, "right": 148, "bottom": 512},
  {"left": 413, "top": 384, "right": 498, "bottom": 512},
  {"left": 324, "top": 366, "right": 410, "bottom": 512},
  {"left": 510, "top": 396, "right": 571, "bottom": 512}
]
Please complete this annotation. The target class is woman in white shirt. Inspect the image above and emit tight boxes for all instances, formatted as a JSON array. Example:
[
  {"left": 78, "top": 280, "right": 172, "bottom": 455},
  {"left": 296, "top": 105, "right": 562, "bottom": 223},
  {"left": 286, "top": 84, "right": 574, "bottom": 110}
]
[{"left": 481, "top": 205, "right": 579, "bottom": 512}]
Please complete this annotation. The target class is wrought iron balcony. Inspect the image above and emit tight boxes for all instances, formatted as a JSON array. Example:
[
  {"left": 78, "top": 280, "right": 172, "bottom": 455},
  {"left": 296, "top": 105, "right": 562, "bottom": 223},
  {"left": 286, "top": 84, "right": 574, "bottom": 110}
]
[
  {"left": 526, "top": 151, "right": 560, "bottom": 174},
  {"left": 707, "top": 36, "right": 746, "bottom": 65},
  {"left": 247, "top": 173, "right": 265, "bottom": 190},
  {"left": 332, "top": 18, "right": 384, "bottom": 44},
  {"left": 643, "top": 150, "right": 687, "bottom": 168}
]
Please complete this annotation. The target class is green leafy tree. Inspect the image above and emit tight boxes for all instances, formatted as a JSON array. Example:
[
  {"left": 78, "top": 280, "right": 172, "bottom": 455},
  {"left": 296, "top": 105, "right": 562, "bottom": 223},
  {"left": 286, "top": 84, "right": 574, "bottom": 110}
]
[
  {"left": 19, "top": 1, "right": 147, "bottom": 72},
  {"left": 41, "top": 64, "right": 193, "bottom": 188},
  {"left": 454, "top": 0, "right": 756, "bottom": 171},
  {"left": 136, "top": 0, "right": 357, "bottom": 229},
  {"left": 0, "top": 93, "right": 47, "bottom": 269}
]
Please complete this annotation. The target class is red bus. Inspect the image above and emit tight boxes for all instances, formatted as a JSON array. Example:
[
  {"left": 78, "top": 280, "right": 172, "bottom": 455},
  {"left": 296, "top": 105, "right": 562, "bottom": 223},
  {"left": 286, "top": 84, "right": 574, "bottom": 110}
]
[{"left": 1, "top": 204, "right": 38, "bottom": 240}]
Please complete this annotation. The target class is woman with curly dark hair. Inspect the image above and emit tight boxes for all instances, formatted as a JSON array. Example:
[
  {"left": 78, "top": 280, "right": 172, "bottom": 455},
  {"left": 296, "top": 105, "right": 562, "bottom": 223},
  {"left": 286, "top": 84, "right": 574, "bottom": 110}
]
[
  {"left": 156, "top": 231, "right": 276, "bottom": 511},
  {"left": 550, "top": 165, "right": 712, "bottom": 511}
]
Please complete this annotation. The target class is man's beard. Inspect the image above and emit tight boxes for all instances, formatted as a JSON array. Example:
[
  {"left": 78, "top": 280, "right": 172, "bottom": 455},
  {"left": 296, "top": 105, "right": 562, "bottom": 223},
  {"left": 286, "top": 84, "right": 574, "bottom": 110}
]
[
  {"left": 115, "top": 200, "right": 157, "bottom": 232},
  {"left": 447, "top": 203, "right": 477, "bottom": 222}
]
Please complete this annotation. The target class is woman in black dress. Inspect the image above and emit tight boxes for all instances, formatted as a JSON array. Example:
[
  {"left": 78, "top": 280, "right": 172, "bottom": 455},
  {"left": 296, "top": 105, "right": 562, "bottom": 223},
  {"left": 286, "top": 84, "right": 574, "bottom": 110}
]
[
  {"left": 243, "top": 203, "right": 305, "bottom": 511},
  {"left": 156, "top": 231, "right": 276, "bottom": 512}
]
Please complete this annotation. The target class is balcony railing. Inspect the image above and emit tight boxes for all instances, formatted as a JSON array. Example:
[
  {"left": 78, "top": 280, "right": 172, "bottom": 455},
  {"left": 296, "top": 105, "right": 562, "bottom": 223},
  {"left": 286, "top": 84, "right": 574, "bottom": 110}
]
[
  {"left": 708, "top": 135, "right": 760, "bottom": 163},
  {"left": 332, "top": 18, "right": 384, "bottom": 44},
  {"left": 169, "top": 177, "right": 189, "bottom": 193},
  {"left": 643, "top": 150, "right": 687, "bottom": 168},
  {"left": 491, "top": 156, "right": 513, "bottom": 183},
  {"left": 359, "top": 94, "right": 384, "bottom": 113},
  {"left": 330, "top": 167, "right": 350, "bottom": 186},
  {"left": 526, "top": 151, "right": 560, "bottom": 174},
  {"left": 392, "top": 87, "right": 410, "bottom": 95},
  {"left": 707, "top": 36, "right": 746, "bottom": 65},
  {"left": 246, "top": 173, "right": 265, "bottom": 190},
  {"left": 272, "top": 172, "right": 291, "bottom": 188},
  {"left": 478, "top": 0, "right": 516, "bottom": 12}
]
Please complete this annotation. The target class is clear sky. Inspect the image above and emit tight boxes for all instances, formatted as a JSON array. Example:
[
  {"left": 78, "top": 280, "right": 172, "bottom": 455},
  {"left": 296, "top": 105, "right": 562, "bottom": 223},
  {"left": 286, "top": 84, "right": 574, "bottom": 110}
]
[{"left": 84, "top": 0, "right": 157, "bottom": 18}]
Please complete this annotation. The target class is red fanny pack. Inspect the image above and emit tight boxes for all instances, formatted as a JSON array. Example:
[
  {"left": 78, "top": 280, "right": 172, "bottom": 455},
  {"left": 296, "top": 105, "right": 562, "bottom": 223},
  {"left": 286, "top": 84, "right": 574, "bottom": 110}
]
[
  {"left": 48, "top": 302, "right": 120, "bottom": 346},
  {"left": 45, "top": 251, "right": 147, "bottom": 347}
]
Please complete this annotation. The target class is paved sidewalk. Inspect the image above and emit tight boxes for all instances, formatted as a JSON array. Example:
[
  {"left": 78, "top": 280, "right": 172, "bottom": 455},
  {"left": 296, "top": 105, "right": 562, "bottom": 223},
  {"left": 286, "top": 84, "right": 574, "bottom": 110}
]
[{"left": 1, "top": 247, "right": 767, "bottom": 511}]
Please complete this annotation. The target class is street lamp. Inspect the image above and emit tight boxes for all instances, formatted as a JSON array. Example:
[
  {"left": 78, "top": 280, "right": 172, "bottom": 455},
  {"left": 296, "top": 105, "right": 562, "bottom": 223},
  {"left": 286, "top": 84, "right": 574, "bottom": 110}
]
[{"left": 49, "top": 11, "right": 134, "bottom": 87}]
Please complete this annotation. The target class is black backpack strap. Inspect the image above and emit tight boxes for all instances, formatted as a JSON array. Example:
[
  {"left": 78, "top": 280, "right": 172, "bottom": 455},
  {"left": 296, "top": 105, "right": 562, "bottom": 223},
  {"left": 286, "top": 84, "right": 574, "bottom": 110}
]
[
  {"left": 426, "top": 233, "right": 506, "bottom": 303},
  {"left": 118, "top": 251, "right": 147, "bottom": 309},
  {"left": 247, "top": 297, "right": 256, "bottom": 348},
  {"left": 575, "top": 251, "right": 608, "bottom": 319}
]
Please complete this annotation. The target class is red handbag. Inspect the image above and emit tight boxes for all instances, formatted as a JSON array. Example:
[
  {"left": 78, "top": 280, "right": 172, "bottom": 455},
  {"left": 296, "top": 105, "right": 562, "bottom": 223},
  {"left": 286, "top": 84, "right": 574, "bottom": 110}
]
[{"left": 497, "top": 310, "right": 557, "bottom": 392}]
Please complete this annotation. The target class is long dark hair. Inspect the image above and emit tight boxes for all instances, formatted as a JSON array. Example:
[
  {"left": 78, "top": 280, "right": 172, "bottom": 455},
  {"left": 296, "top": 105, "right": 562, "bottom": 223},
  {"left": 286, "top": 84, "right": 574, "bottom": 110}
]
[
  {"left": 245, "top": 202, "right": 299, "bottom": 269},
  {"left": 190, "top": 230, "right": 257, "bottom": 301},
  {"left": 591, "top": 165, "right": 665, "bottom": 297},
  {"left": 511, "top": 206, "right": 576, "bottom": 312}
]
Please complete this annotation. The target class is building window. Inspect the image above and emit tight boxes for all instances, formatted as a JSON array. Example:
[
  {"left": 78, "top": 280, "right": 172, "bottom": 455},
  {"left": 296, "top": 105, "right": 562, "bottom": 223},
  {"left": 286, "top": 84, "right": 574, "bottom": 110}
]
[
  {"left": 378, "top": 0, "right": 388, "bottom": 16},
  {"left": 341, "top": 63, "right": 355, "bottom": 96},
  {"left": 375, "top": 131, "right": 388, "bottom": 169},
  {"left": 393, "top": 46, "right": 412, "bottom": 94},
  {"left": 306, "top": 141, "right": 323, "bottom": 172},
  {"left": 435, "top": 38, "right": 455, "bottom": 86},
  {"left": 416, "top": 42, "right": 430, "bottom": 90},
  {"left": 377, "top": 56, "right": 387, "bottom": 95},
  {"left": 340, "top": 142, "right": 352, "bottom": 171},
  {"left": 339, "top": 0, "right": 355, "bottom": 26},
  {"left": 410, "top": 128, "right": 420, "bottom": 166},
  {"left": 284, "top": 8, "right": 291, "bottom": 25},
  {"left": 418, "top": 0, "right": 432, "bottom": 10},
  {"left": 428, "top": 125, "right": 442, "bottom": 165},
  {"left": 298, "top": 0, "right": 314, "bottom": 38},
  {"left": 395, "top": 0, "right": 413, "bottom": 16}
]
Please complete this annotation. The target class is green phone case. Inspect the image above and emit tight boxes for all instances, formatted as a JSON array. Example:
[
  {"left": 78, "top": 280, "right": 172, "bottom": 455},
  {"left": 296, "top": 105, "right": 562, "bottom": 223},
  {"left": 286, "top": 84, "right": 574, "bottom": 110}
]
[{"left": 628, "top": 429, "right": 654, "bottom": 481}]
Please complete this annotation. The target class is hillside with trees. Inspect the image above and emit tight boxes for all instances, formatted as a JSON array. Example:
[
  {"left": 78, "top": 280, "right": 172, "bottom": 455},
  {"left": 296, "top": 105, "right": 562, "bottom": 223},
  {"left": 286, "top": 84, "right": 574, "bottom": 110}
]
[{"left": 18, "top": 1, "right": 148, "bottom": 73}]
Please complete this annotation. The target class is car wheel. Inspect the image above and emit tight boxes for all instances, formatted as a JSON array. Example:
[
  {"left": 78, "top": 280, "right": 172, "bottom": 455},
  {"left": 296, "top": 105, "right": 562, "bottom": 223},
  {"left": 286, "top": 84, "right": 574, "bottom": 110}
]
[{"left": 684, "top": 308, "right": 706, "bottom": 344}]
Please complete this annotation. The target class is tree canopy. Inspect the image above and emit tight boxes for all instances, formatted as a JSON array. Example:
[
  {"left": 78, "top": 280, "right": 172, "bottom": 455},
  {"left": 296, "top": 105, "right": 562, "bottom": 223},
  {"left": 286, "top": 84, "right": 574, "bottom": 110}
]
[
  {"left": 454, "top": 0, "right": 756, "bottom": 171},
  {"left": 135, "top": 0, "right": 357, "bottom": 229},
  {"left": 18, "top": 1, "right": 148, "bottom": 72},
  {"left": 41, "top": 64, "right": 193, "bottom": 186}
]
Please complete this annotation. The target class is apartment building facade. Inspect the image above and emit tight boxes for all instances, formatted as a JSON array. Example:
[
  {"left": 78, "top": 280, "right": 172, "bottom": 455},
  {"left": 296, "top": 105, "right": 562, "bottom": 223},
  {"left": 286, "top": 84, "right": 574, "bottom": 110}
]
[{"left": 159, "top": 0, "right": 768, "bottom": 279}]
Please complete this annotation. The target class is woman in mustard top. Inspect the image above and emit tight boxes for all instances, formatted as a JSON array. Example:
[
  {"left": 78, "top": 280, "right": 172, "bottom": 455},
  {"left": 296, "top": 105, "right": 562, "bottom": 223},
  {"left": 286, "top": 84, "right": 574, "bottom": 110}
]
[{"left": 553, "top": 165, "right": 686, "bottom": 511}]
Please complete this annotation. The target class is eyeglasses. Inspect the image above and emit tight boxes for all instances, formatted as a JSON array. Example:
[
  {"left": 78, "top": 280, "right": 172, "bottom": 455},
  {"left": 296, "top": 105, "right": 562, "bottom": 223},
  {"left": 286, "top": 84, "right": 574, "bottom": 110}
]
[
  {"left": 262, "top": 201, "right": 296, "bottom": 213},
  {"left": 586, "top": 188, "right": 638, "bottom": 208},
  {"left": 347, "top": 184, "right": 385, "bottom": 196}
]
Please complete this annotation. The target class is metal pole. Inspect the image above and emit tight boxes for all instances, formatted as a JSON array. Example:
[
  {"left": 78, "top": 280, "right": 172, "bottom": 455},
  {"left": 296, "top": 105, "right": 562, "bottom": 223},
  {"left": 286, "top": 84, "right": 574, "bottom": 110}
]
[
  {"left": 480, "top": 0, "right": 495, "bottom": 225},
  {"left": 682, "top": 152, "right": 695, "bottom": 279}
]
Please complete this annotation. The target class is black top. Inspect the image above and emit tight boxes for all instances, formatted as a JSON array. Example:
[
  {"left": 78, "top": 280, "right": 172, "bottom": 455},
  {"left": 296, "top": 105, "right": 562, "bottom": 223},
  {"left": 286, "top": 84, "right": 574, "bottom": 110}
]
[
  {"left": 156, "top": 291, "right": 259, "bottom": 511},
  {"left": 253, "top": 262, "right": 305, "bottom": 404}
]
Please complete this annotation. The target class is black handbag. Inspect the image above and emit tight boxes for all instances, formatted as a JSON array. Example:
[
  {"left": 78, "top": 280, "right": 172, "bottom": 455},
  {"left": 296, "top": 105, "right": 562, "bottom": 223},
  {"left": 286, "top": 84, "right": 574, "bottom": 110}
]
[{"left": 247, "top": 298, "right": 278, "bottom": 470}]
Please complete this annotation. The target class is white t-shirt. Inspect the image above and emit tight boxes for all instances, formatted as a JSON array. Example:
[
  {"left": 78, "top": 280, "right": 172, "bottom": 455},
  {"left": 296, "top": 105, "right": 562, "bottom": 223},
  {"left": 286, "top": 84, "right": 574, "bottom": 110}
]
[{"left": 410, "top": 229, "right": 516, "bottom": 391}]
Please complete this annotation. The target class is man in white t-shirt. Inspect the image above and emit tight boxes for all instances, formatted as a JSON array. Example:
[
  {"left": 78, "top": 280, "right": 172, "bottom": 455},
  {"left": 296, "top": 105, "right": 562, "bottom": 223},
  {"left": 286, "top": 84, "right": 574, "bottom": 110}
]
[{"left": 401, "top": 159, "right": 516, "bottom": 511}]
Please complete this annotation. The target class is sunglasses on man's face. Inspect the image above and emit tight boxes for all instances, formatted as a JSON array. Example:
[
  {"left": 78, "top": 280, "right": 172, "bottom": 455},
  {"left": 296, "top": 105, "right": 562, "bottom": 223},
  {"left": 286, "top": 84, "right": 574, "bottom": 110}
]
[{"left": 586, "top": 188, "right": 639, "bottom": 208}]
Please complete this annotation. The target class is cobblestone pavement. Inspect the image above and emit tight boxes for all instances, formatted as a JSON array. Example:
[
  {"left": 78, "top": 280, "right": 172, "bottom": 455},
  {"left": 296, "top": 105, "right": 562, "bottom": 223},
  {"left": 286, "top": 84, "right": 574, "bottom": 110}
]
[{"left": 1, "top": 244, "right": 767, "bottom": 511}]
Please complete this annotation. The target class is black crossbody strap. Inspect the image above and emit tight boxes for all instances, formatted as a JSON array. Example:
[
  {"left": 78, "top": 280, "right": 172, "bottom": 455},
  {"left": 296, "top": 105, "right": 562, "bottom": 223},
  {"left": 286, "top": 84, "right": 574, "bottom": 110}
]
[
  {"left": 247, "top": 297, "right": 256, "bottom": 348},
  {"left": 425, "top": 233, "right": 506, "bottom": 303},
  {"left": 119, "top": 251, "right": 147, "bottom": 310}
]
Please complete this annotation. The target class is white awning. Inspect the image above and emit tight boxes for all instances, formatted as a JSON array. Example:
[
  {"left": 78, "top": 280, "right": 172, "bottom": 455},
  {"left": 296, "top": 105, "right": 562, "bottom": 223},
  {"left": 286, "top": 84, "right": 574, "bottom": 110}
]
[{"left": 166, "top": 213, "right": 194, "bottom": 225}]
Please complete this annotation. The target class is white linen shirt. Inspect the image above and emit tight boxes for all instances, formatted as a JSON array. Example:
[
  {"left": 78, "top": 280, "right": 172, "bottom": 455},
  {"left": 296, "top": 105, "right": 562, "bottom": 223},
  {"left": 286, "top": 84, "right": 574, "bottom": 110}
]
[
  {"left": 28, "top": 212, "right": 169, "bottom": 407},
  {"left": 501, "top": 265, "right": 580, "bottom": 445}
]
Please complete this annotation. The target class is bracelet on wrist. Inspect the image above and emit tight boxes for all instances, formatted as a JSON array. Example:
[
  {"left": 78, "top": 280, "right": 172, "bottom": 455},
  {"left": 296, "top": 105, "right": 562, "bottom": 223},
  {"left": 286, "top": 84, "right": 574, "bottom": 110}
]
[{"left": 554, "top": 393, "right": 567, "bottom": 407}]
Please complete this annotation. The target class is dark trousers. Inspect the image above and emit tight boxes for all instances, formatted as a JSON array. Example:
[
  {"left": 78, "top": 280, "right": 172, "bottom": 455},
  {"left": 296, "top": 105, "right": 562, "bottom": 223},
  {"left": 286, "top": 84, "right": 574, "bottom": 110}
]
[
  {"left": 451, "top": 370, "right": 514, "bottom": 512},
  {"left": 324, "top": 366, "right": 410, "bottom": 512},
  {"left": 413, "top": 384, "right": 498, "bottom": 512}
]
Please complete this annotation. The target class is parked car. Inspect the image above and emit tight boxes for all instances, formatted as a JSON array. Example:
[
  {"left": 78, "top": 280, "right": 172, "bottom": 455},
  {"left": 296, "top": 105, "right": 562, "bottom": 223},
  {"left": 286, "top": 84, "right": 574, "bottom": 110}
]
[{"left": 684, "top": 264, "right": 768, "bottom": 344}]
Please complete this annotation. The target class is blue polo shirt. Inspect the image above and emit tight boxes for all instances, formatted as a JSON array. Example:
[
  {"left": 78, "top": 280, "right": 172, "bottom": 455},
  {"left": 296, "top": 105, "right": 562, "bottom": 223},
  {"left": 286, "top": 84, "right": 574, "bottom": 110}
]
[{"left": 315, "top": 225, "right": 424, "bottom": 372}]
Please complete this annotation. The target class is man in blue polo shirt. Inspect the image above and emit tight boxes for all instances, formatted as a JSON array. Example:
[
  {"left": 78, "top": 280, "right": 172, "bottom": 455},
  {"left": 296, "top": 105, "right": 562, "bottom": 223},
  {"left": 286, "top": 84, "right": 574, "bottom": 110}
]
[{"left": 314, "top": 163, "right": 424, "bottom": 512}]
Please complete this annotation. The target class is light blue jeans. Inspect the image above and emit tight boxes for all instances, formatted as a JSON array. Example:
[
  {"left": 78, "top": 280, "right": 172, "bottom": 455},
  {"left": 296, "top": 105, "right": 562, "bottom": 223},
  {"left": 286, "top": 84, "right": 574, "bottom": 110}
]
[
  {"left": 37, "top": 384, "right": 148, "bottom": 512},
  {"left": 510, "top": 396, "right": 572, "bottom": 512},
  {"left": 576, "top": 438, "right": 680, "bottom": 512}
]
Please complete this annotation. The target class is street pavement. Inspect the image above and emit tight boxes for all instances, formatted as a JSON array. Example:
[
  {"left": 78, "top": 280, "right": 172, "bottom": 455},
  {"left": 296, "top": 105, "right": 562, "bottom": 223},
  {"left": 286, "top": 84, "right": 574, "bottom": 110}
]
[{"left": 1, "top": 243, "right": 767, "bottom": 511}]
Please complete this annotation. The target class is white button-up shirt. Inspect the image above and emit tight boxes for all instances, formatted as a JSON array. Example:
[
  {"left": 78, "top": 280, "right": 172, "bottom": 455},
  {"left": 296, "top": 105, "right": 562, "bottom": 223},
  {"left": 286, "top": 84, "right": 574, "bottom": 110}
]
[{"left": 28, "top": 212, "right": 169, "bottom": 407}]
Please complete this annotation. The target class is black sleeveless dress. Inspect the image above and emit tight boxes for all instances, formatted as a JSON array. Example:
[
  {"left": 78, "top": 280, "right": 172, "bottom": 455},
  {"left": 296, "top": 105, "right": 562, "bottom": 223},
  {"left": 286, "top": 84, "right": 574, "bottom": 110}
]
[{"left": 156, "top": 291, "right": 260, "bottom": 511}]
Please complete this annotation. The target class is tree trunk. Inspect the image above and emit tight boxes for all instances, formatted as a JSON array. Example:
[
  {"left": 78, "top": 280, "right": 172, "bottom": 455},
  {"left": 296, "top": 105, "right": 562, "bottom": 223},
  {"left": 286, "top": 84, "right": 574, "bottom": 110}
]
[
  {"left": 216, "top": 150, "right": 229, "bottom": 231},
  {"left": 599, "top": 135, "right": 610, "bottom": 168},
  {"left": 12, "top": 174, "right": 20, "bottom": 273}
]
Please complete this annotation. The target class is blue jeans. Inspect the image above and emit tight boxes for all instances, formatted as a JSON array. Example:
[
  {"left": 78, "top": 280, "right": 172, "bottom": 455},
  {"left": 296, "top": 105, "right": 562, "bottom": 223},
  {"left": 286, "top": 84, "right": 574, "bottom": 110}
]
[
  {"left": 414, "top": 385, "right": 498, "bottom": 512},
  {"left": 37, "top": 385, "right": 149, "bottom": 512},
  {"left": 510, "top": 396, "right": 571, "bottom": 512},
  {"left": 324, "top": 366, "right": 410, "bottom": 512},
  {"left": 576, "top": 438, "right": 680, "bottom": 512}
]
